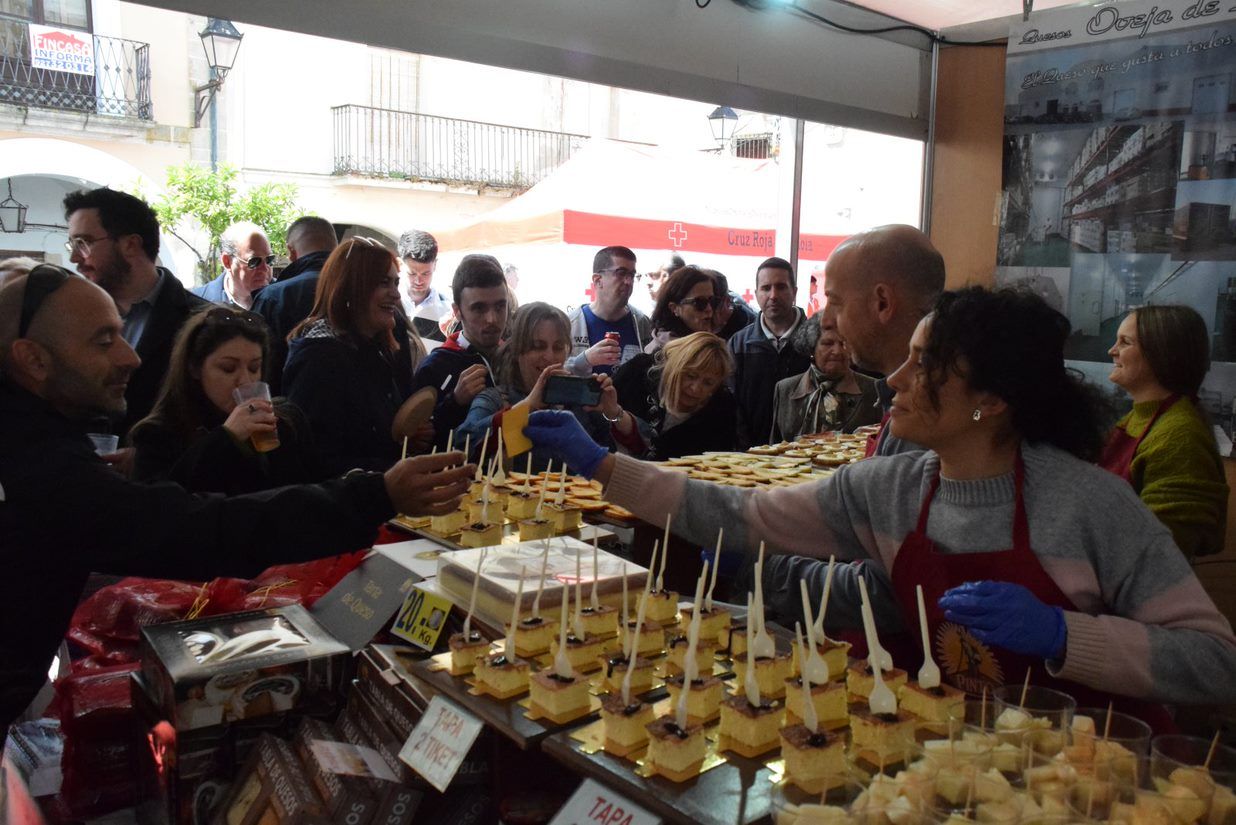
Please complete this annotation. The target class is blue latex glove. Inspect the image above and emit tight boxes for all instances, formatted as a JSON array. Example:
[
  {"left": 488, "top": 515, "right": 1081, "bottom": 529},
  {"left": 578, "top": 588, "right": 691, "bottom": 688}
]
[
  {"left": 938, "top": 581, "right": 1067, "bottom": 661},
  {"left": 524, "top": 409, "right": 609, "bottom": 479}
]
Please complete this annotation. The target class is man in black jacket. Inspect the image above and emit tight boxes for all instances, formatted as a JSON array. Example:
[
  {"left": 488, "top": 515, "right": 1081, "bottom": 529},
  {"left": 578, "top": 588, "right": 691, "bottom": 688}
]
[
  {"left": 412, "top": 254, "right": 506, "bottom": 451},
  {"left": 0, "top": 267, "right": 473, "bottom": 727},
  {"left": 250, "top": 216, "right": 339, "bottom": 393},
  {"left": 726, "top": 257, "right": 810, "bottom": 447},
  {"left": 64, "top": 188, "right": 210, "bottom": 438}
]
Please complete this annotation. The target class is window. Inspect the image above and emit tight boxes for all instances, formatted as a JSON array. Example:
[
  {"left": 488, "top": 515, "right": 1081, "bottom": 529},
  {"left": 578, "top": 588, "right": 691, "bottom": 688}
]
[{"left": 0, "top": 0, "right": 91, "bottom": 30}]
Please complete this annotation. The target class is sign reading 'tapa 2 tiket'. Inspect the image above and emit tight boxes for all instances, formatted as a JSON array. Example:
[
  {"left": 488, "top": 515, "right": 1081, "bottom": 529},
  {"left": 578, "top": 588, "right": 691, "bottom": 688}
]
[{"left": 28, "top": 25, "right": 94, "bottom": 76}]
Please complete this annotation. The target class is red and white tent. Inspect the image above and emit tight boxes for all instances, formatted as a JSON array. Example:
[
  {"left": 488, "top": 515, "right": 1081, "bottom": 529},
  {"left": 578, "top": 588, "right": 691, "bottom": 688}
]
[{"left": 432, "top": 140, "right": 847, "bottom": 310}]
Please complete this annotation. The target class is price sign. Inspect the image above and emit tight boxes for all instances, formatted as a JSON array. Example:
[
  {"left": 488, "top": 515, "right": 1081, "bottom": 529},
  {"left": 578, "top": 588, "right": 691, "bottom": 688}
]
[
  {"left": 549, "top": 779, "right": 659, "bottom": 825},
  {"left": 398, "top": 696, "right": 483, "bottom": 793},
  {"left": 390, "top": 583, "right": 453, "bottom": 651}
]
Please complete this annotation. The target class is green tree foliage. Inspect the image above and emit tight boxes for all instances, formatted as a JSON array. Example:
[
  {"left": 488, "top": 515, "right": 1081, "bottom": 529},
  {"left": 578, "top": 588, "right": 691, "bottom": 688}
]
[{"left": 139, "top": 163, "right": 308, "bottom": 283}]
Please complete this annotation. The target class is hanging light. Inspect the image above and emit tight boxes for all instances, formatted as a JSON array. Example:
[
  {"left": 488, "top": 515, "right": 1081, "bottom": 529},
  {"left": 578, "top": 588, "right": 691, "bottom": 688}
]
[
  {"left": 707, "top": 106, "right": 739, "bottom": 149},
  {"left": 0, "top": 179, "right": 28, "bottom": 234},
  {"left": 194, "top": 18, "right": 244, "bottom": 127}
]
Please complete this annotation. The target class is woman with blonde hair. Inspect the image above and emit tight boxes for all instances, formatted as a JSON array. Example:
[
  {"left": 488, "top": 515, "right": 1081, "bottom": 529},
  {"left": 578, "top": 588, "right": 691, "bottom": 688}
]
[
  {"left": 283, "top": 237, "right": 426, "bottom": 474},
  {"left": 612, "top": 331, "right": 737, "bottom": 460},
  {"left": 1103, "top": 304, "right": 1228, "bottom": 558}
]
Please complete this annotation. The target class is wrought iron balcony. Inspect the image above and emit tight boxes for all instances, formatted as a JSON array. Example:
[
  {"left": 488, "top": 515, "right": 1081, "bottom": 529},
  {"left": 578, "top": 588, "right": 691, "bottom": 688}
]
[
  {"left": 0, "top": 18, "right": 151, "bottom": 119},
  {"left": 333, "top": 104, "right": 585, "bottom": 190}
]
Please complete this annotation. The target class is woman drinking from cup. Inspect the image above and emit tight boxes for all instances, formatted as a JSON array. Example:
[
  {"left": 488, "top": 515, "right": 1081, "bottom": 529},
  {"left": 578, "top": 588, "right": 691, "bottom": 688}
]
[
  {"left": 524, "top": 287, "right": 1236, "bottom": 718},
  {"left": 131, "top": 307, "right": 324, "bottom": 494},
  {"left": 1102, "top": 305, "right": 1228, "bottom": 559}
]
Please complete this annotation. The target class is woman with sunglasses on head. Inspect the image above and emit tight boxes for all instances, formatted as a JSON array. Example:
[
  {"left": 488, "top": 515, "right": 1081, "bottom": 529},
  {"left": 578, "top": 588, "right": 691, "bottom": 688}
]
[
  {"left": 130, "top": 308, "right": 324, "bottom": 493},
  {"left": 456, "top": 302, "right": 628, "bottom": 471},
  {"left": 525, "top": 287, "right": 1236, "bottom": 717},
  {"left": 283, "top": 238, "right": 427, "bottom": 476},
  {"left": 614, "top": 266, "right": 721, "bottom": 416},
  {"left": 770, "top": 313, "right": 882, "bottom": 442},
  {"left": 1102, "top": 305, "right": 1228, "bottom": 559}
]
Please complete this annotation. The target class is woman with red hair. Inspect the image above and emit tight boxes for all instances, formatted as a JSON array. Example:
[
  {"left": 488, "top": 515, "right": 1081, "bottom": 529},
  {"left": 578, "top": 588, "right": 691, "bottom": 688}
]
[{"left": 284, "top": 237, "right": 425, "bottom": 474}]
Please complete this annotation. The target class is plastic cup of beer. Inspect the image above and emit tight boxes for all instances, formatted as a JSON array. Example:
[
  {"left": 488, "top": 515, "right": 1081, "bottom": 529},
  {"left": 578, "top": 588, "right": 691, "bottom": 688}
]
[
  {"left": 232, "top": 382, "right": 280, "bottom": 453},
  {"left": 87, "top": 433, "right": 119, "bottom": 456}
]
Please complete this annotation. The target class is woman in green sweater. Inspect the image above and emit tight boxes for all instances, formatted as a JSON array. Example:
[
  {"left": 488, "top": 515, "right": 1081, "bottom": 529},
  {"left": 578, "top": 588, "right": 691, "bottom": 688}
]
[{"left": 1102, "top": 305, "right": 1228, "bottom": 558}]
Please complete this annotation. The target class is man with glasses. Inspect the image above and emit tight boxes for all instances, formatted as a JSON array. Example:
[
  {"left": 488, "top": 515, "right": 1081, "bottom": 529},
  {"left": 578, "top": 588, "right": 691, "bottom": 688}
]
[
  {"left": 194, "top": 221, "right": 275, "bottom": 311},
  {"left": 0, "top": 266, "right": 474, "bottom": 728},
  {"left": 566, "top": 245, "right": 652, "bottom": 376},
  {"left": 63, "top": 187, "right": 209, "bottom": 438}
]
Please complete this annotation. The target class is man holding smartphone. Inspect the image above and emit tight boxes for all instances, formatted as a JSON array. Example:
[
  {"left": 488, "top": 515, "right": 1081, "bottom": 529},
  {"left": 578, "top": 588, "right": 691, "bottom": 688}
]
[{"left": 566, "top": 246, "right": 652, "bottom": 376}]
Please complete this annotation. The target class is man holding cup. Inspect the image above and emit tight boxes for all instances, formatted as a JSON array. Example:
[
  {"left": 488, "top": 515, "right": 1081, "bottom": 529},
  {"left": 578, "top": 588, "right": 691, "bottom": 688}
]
[{"left": 0, "top": 266, "right": 475, "bottom": 728}]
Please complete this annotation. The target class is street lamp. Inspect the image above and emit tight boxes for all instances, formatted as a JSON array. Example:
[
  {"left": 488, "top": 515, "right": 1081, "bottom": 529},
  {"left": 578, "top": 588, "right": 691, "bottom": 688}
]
[
  {"left": 707, "top": 105, "right": 739, "bottom": 151},
  {"left": 193, "top": 18, "right": 244, "bottom": 127},
  {"left": 0, "top": 179, "right": 28, "bottom": 234}
]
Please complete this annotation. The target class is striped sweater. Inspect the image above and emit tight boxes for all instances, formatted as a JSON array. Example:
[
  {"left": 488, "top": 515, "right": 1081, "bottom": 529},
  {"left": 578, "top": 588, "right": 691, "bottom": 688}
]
[{"left": 604, "top": 443, "right": 1236, "bottom": 705}]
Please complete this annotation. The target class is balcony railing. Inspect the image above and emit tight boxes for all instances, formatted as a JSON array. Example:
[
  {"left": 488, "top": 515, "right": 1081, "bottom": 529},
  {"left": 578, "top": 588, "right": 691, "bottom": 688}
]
[
  {"left": 333, "top": 104, "right": 585, "bottom": 190},
  {"left": 0, "top": 18, "right": 151, "bottom": 119}
]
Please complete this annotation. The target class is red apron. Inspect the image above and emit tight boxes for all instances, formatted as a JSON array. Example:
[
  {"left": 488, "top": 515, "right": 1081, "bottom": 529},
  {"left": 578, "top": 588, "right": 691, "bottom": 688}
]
[
  {"left": 865, "top": 410, "right": 891, "bottom": 458},
  {"left": 1097, "top": 394, "right": 1178, "bottom": 483},
  {"left": 889, "top": 450, "right": 1175, "bottom": 733}
]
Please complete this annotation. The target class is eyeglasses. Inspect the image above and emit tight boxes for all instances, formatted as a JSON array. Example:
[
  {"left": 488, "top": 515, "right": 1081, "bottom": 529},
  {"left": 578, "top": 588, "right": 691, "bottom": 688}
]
[
  {"left": 64, "top": 235, "right": 115, "bottom": 257},
  {"left": 19, "top": 264, "right": 72, "bottom": 337},
  {"left": 240, "top": 254, "right": 277, "bottom": 270},
  {"left": 679, "top": 296, "right": 723, "bottom": 312},
  {"left": 601, "top": 266, "right": 637, "bottom": 281}
]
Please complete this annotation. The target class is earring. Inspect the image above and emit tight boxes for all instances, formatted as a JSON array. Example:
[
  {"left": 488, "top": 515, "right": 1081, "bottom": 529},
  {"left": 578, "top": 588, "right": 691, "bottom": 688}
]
[{"left": 972, "top": 408, "right": 982, "bottom": 421}]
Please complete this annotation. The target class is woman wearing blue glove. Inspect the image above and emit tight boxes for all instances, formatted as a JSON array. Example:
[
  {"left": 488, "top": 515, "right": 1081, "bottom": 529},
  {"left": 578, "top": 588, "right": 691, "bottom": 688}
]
[{"left": 525, "top": 287, "right": 1236, "bottom": 722}]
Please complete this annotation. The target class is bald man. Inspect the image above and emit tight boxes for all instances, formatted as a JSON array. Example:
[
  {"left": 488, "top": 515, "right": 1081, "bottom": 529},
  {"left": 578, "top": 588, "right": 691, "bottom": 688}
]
[
  {"left": 759, "top": 225, "right": 945, "bottom": 641},
  {"left": 821, "top": 224, "right": 945, "bottom": 457},
  {"left": 0, "top": 266, "right": 474, "bottom": 727},
  {"left": 195, "top": 221, "right": 274, "bottom": 310}
]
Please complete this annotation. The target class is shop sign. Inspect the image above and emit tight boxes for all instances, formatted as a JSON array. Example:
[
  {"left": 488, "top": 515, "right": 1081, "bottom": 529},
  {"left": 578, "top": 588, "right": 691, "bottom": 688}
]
[
  {"left": 28, "top": 24, "right": 94, "bottom": 75},
  {"left": 399, "top": 695, "right": 483, "bottom": 793},
  {"left": 390, "top": 583, "right": 452, "bottom": 651},
  {"left": 549, "top": 779, "right": 659, "bottom": 825}
]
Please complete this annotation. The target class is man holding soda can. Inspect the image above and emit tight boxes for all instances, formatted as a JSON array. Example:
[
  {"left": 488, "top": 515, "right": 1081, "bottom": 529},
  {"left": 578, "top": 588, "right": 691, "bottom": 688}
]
[{"left": 566, "top": 245, "right": 653, "bottom": 376}]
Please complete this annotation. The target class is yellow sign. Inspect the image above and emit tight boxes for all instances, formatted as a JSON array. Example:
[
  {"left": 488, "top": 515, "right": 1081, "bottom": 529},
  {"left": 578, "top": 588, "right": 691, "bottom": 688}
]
[
  {"left": 502, "top": 404, "right": 533, "bottom": 458},
  {"left": 391, "top": 584, "right": 453, "bottom": 651}
]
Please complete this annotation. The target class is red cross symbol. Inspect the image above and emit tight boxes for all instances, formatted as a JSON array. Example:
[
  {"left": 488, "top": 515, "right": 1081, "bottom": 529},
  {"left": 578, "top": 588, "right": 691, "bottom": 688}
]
[
  {"left": 584, "top": 283, "right": 598, "bottom": 301},
  {"left": 668, "top": 222, "right": 689, "bottom": 248},
  {"left": 741, "top": 288, "right": 754, "bottom": 303}
]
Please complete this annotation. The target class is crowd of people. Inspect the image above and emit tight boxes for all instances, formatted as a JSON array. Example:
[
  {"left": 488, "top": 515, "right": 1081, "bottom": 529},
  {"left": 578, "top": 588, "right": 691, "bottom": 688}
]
[{"left": 0, "top": 186, "right": 1232, "bottom": 728}]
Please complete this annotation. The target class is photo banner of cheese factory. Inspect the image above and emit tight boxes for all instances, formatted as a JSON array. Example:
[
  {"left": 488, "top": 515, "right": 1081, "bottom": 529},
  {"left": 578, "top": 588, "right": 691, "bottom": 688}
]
[{"left": 998, "top": 0, "right": 1236, "bottom": 440}]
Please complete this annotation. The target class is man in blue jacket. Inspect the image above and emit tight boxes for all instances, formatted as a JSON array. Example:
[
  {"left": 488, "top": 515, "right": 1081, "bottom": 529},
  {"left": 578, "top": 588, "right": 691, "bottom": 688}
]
[
  {"left": 192, "top": 221, "right": 274, "bottom": 310},
  {"left": 250, "top": 216, "right": 339, "bottom": 392}
]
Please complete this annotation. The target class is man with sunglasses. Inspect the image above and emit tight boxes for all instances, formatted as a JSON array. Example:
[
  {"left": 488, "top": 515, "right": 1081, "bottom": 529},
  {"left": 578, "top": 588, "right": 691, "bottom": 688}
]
[
  {"left": 566, "top": 245, "right": 652, "bottom": 376},
  {"left": 194, "top": 221, "right": 275, "bottom": 311},
  {"left": 63, "top": 188, "right": 209, "bottom": 439},
  {"left": 0, "top": 266, "right": 475, "bottom": 728}
]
